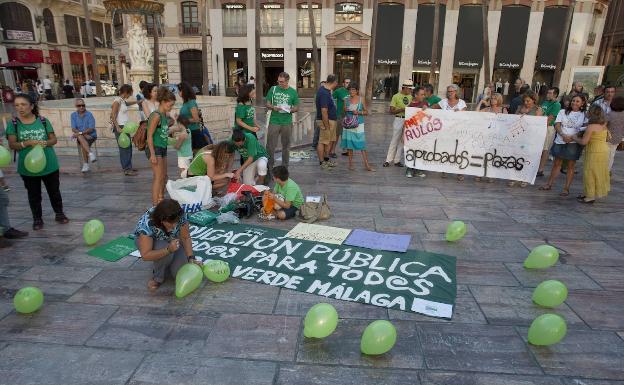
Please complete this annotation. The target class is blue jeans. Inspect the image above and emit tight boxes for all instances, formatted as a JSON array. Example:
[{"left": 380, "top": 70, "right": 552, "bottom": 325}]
[
  {"left": 115, "top": 129, "right": 133, "bottom": 171},
  {"left": 0, "top": 188, "right": 9, "bottom": 235}
]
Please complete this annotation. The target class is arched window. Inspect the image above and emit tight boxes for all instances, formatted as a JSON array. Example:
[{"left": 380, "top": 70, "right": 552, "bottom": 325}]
[
  {"left": 43, "top": 8, "right": 57, "bottom": 43},
  {"left": 0, "top": 2, "right": 34, "bottom": 41},
  {"left": 180, "top": 1, "right": 199, "bottom": 35}
]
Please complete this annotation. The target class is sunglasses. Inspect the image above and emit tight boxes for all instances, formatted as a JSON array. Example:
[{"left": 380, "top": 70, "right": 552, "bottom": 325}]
[{"left": 76, "top": 104, "right": 86, "bottom": 107}]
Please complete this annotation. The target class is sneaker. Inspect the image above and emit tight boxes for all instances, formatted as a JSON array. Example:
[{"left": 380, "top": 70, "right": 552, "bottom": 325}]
[
  {"left": 3, "top": 228, "right": 28, "bottom": 239},
  {"left": 414, "top": 170, "right": 426, "bottom": 178},
  {"left": 0, "top": 237, "right": 12, "bottom": 248},
  {"left": 320, "top": 161, "right": 331, "bottom": 170},
  {"left": 55, "top": 213, "right": 70, "bottom": 224},
  {"left": 406, "top": 169, "right": 414, "bottom": 178},
  {"left": 1, "top": 185, "right": 9, "bottom": 192},
  {"left": 81, "top": 163, "right": 90, "bottom": 173},
  {"left": 89, "top": 152, "right": 97, "bottom": 162},
  {"left": 33, "top": 218, "right": 44, "bottom": 231},
  {"left": 326, "top": 160, "right": 337, "bottom": 167},
  {"left": 124, "top": 170, "right": 138, "bottom": 176}
]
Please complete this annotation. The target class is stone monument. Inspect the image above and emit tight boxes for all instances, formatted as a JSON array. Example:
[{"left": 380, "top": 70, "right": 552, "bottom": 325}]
[{"left": 126, "top": 15, "right": 153, "bottom": 93}]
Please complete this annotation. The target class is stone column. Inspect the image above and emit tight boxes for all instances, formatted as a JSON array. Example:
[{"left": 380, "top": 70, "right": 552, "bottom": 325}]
[
  {"left": 320, "top": 5, "right": 335, "bottom": 80},
  {"left": 399, "top": 6, "right": 417, "bottom": 84},
  {"left": 247, "top": 5, "right": 257, "bottom": 79},
  {"left": 477, "top": 8, "right": 501, "bottom": 93},
  {"left": 520, "top": 10, "right": 543, "bottom": 85},
  {"left": 437, "top": 8, "right": 459, "bottom": 96},
  {"left": 283, "top": 7, "right": 298, "bottom": 83},
  {"left": 560, "top": 8, "right": 592, "bottom": 91},
  {"left": 209, "top": 7, "right": 225, "bottom": 95}
]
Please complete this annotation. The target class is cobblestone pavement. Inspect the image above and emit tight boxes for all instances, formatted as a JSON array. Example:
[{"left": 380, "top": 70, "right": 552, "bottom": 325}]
[{"left": 0, "top": 113, "right": 623, "bottom": 384}]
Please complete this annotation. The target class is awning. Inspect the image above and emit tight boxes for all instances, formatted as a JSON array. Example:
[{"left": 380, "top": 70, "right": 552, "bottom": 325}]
[
  {"left": 413, "top": 4, "right": 446, "bottom": 67},
  {"left": 0, "top": 60, "right": 37, "bottom": 70},
  {"left": 375, "top": 3, "right": 404, "bottom": 65},
  {"left": 494, "top": 6, "right": 530, "bottom": 70},
  {"left": 535, "top": 6, "right": 570, "bottom": 70},
  {"left": 7, "top": 49, "right": 43, "bottom": 63},
  {"left": 453, "top": 5, "right": 483, "bottom": 69}
]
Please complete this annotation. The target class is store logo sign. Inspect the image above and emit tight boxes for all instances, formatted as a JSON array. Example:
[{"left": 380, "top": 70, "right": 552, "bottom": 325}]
[
  {"left": 498, "top": 62, "right": 520, "bottom": 69},
  {"left": 377, "top": 59, "right": 399, "bottom": 65},
  {"left": 458, "top": 61, "right": 479, "bottom": 68},
  {"left": 262, "top": 4, "right": 282, "bottom": 9},
  {"left": 300, "top": 68, "right": 314, "bottom": 76},
  {"left": 540, "top": 64, "right": 556, "bottom": 70},
  {"left": 336, "top": 3, "right": 363, "bottom": 14},
  {"left": 6, "top": 30, "right": 34, "bottom": 41},
  {"left": 224, "top": 3, "right": 245, "bottom": 9},
  {"left": 417, "top": 59, "right": 431, "bottom": 65},
  {"left": 230, "top": 68, "right": 244, "bottom": 76},
  {"left": 262, "top": 52, "right": 284, "bottom": 59}
]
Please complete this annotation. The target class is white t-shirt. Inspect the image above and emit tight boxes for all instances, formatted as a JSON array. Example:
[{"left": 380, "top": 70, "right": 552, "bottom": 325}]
[
  {"left": 43, "top": 78, "right": 52, "bottom": 90},
  {"left": 554, "top": 110, "right": 587, "bottom": 145},
  {"left": 114, "top": 96, "right": 129, "bottom": 126},
  {"left": 438, "top": 98, "right": 467, "bottom": 111}
]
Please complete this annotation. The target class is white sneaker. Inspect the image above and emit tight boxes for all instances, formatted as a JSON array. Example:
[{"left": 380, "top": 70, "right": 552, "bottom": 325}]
[
  {"left": 89, "top": 152, "right": 97, "bottom": 163},
  {"left": 81, "top": 163, "right": 90, "bottom": 173}
]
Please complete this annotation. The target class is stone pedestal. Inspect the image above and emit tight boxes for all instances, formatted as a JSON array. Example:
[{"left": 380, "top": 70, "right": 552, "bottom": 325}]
[{"left": 129, "top": 69, "right": 153, "bottom": 95}]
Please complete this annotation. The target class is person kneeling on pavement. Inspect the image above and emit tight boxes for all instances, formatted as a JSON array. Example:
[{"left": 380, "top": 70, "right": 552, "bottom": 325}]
[
  {"left": 0, "top": 183, "right": 28, "bottom": 248},
  {"left": 265, "top": 166, "right": 304, "bottom": 220},
  {"left": 231, "top": 129, "right": 269, "bottom": 185},
  {"left": 134, "top": 199, "right": 200, "bottom": 291}
]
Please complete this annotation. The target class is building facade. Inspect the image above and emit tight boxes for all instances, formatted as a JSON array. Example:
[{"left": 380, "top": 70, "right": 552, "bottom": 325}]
[
  {"left": 0, "top": 0, "right": 118, "bottom": 89},
  {"left": 597, "top": 0, "right": 623, "bottom": 65}
]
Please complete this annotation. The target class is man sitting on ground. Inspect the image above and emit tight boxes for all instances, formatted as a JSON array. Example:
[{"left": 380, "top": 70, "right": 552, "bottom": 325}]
[
  {"left": 70, "top": 98, "right": 97, "bottom": 172},
  {"left": 231, "top": 129, "right": 269, "bottom": 185},
  {"left": 266, "top": 165, "right": 304, "bottom": 220}
]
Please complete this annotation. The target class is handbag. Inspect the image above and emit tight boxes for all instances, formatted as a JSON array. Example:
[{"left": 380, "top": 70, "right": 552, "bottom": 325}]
[
  {"left": 342, "top": 114, "right": 359, "bottom": 129},
  {"left": 299, "top": 194, "right": 331, "bottom": 223}
]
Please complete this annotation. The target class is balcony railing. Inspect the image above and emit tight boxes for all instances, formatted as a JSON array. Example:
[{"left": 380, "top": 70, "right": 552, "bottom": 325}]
[
  {"left": 587, "top": 32, "right": 596, "bottom": 47},
  {"left": 179, "top": 22, "right": 201, "bottom": 36}
]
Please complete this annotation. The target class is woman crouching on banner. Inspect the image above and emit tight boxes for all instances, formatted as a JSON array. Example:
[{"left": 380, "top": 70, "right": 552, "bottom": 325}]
[
  {"left": 539, "top": 95, "right": 588, "bottom": 196},
  {"left": 510, "top": 91, "right": 544, "bottom": 188},
  {"left": 187, "top": 142, "right": 236, "bottom": 196},
  {"left": 135, "top": 199, "right": 200, "bottom": 291}
]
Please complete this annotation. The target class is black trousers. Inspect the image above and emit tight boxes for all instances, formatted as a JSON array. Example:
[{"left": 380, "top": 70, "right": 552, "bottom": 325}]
[{"left": 21, "top": 170, "right": 64, "bottom": 220}]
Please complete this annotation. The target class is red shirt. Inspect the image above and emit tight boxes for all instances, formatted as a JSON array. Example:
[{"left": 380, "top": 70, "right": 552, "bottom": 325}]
[{"left": 408, "top": 100, "right": 429, "bottom": 108}]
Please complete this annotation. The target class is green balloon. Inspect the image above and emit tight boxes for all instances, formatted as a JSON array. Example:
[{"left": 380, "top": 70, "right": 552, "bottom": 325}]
[
  {"left": 24, "top": 145, "right": 46, "bottom": 174},
  {"left": 361, "top": 320, "right": 397, "bottom": 355},
  {"left": 122, "top": 122, "right": 139, "bottom": 135},
  {"left": 303, "top": 303, "right": 339, "bottom": 338},
  {"left": 14, "top": 287, "right": 44, "bottom": 314},
  {"left": 532, "top": 280, "right": 568, "bottom": 308},
  {"left": 175, "top": 263, "right": 203, "bottom": 298},
  {"left": 0, "top": 146, "right": 10, "bottom": 167},
  {"left": 445, "top": 220, "right": 467, "bottom": 242},
  {"left": 524, "top": 245, "right": 559, "bottom": 269},
  {"left": 202, "top": 259, "right": 230, "bottom": 283},
  {"left": 528, "top": 313, "right": 567, "bottom": 346},
  {"left": 83, "top": 219, "right": 105, "bottom": 246},
  {"left": 117, "top": 133, "right": 131, "bottom": 148}
]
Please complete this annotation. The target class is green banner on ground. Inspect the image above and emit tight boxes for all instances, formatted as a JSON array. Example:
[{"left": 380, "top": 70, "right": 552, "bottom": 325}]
[
  {"left": 88, "top": 236, "right": 137, "bottom": 262},
  {"left": 190, "top": 223, "right": 457, "bottom": 318}
]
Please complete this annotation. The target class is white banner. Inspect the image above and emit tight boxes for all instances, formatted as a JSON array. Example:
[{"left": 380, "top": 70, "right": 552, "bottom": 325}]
[{"left": 403, "top": 108, "right": 547, "bottom": 184}]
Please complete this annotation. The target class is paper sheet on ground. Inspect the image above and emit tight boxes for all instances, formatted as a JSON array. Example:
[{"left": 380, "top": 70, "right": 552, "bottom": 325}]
[
  {"left": 285, "top": 223, "right": 352, "bottom": 245},
  {"left": 344, "top": 229, "right": 411, "bottom": 253},
  {"left": 88, "top": 236, "right": 137, "bottom": 262}
]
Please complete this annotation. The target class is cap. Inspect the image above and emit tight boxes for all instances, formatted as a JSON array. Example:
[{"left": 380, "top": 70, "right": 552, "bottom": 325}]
[{"left": 402, "top": 79, "right": 415, "bottom": 89}]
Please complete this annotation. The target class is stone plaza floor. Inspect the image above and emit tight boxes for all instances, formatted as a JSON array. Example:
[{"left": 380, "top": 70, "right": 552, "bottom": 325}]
[{"left": 0, "top": 113, "right": 623, "bottom": 384}]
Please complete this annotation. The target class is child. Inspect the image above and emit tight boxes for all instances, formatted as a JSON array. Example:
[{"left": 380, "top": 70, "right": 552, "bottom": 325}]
[
  {"left": 266, "top": 165, "right": 303, "bottom": 220},
  {"left": 172, "top": 122, "right": 192, "bottom": 178}
]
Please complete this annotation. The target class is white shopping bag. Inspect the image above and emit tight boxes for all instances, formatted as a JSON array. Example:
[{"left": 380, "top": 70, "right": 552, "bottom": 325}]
[{"left": 166, "top": 176, "right": 215, "bottom": 213}]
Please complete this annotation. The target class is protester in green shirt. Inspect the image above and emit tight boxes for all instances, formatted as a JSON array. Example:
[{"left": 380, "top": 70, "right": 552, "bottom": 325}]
[
  {"left": 232, "top": 129, "right": 269, "bottom": 185},
  {"left": 384, "top": 80, "right": 414, "bottom": 167},
  {"left": 6, "top": 94, "right": 69, "bottom": 230},
  {"left": 424, "top": 83, "right": 441, "bottom": 107},
  {"left": 146, "top": 87, "right": 176, "bottom": 206},
  {"left": 267, "top": 166, "right": 304, "bottom": 220},
  {"left": 332, "top": 78, "right": 351, "bottom": 157},
  {"left": 178, "top": 82, "right": 208, "bottom": 151},
  {"left": 266, "top": 72, "right": 300, "bottom": 172},
  {"left": 538, "top": 86, "right": 563, "bottom": 176},
  {"left": 235, "top": 85, "right": 260, "bottom": 136}
]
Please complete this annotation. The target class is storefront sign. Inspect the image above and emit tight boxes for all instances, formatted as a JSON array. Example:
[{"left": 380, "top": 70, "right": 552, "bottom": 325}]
[
  {"left": 403, "top": 108, "right": 547, "bottom": 184},
  {"left": 49, "top": 50, "right": 63, "bottom": 64},
  {"left": 7, "top": 49, "right": 43, "bottom": 63},
  {"left": 536, "top": 6, "right": 569, "bottom": 71},
  {"left": 413, "top": 4, "right": 446, "bottom": 67},
  {"left": 261, "top": 51, "right": 284, "bottom": 61},
  {"left": 299, "top": 3, "right": 320, "bottom": 9},
  {"left": 374, "top": 4, "right": 404, "bottom": 67},
  {"left": 262, "top": 3, "right": 282, "bottom": 9},
  {"left": 223, "top": 3, "right": 245, "bottom": 9},
  {"left": 229, "top": 67, "right": 245, "bottom": 76},
  {"left": 453, "top": 6, "right": 483, "bottom": 69},
  {"left": 539, "top": 64, "right": 556, "bottom": 70},
  {"left": 69, "top": 52, "right": 84, "bottom": 65},
  {"left": 335, "top": 2, "right": 363, "bottom": 14},
  {"left": 6, "top": 30, "right": 34, "bottom": 41},
  {"left": 494, "top": 6, "right": 530, "bottom": 70},
  {"left": 376, "top": 59, "right": 399, "bottom": 65}
]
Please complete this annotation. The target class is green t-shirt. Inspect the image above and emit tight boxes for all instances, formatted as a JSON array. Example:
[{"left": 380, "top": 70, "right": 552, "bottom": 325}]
[
  {"left": 235, "top": 103, "right": 256, "bottom": 131},
  {"left": 267, "top": 86, "right": 299, "bottom": 125},
  {"left": 177, "top": 127, "right": 193, "bottom": 158},
  {"left": 390, "top": 93, "right": 413, "bottom": 117},
  {"left": 333, "top": 87, "right": 350, "bottom": 118},
  {"left": 236, "top": 132, "right": 268, "bottom": 162},
  {"left": 426, "top": 95, "right": 442, "bottom": 106},
  {"left": 180, "top": 100, "right": 200, "bottom": 131},
  {"left": 148, "top": 111, "right": 169, "bottom": 149},
  {"left": 6, "top": 118, "right": 59, "bottom": 177},
  {"left": 541, "top": 100, "right": 562, "bottom": 126},
  {"left": 274, "top": 178, "right": 304, "bottom": 209}
]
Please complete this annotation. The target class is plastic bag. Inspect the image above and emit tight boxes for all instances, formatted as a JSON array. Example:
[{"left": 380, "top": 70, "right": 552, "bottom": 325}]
[
  {"left": 217, "top": 211, "right": 240, "bottom": 224},
  {"left": 166, "top": 176, "right": 214, "bottom": 213},
  {"left": 214, "top": 192, "right": 237, "bottom": 208}
]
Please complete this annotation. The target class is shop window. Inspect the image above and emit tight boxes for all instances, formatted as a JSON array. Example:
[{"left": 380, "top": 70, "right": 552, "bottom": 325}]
[
  {"left": 261, "top": 4, "right": 284, "bottom": 35},
  {"left": 71, "top": 63, "right": 84, "bottom": 88},
  {"left": 335, "top": 2, "right": 363, "bottom": 24},
  {"left": 109, "top": 56, "right": 117, "bottom": 82},
  {"left": 297, "top": 4, "right": 321, "bottom": 35},
  {"left": 64, "top": 15, "right": 81, "bottom": 45},
  {"left": 0, "top": 2, "right": 35, "bottom": 40},
  {"left": 43, "top": 8, "right": 57, "bottom": 43},
  {"left": 97, "top": 55, "right": 109, "bottom": 81},
  {"left": 223, "top": 4, "right": 246, "bottom": 35}
]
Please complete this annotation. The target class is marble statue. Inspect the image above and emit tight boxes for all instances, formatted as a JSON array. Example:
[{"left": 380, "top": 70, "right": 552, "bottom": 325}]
[{"left": 126, "top": 15, "right": 152, "bottom": 71}]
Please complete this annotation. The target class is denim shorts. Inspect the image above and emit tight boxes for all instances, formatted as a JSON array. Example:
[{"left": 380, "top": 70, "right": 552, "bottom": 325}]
[
  {"left": 282, "top": 206, "right": 298, "bottom": 219},
  {"left": 145, "top": 146, "right": 168, "bottom": 158}
]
